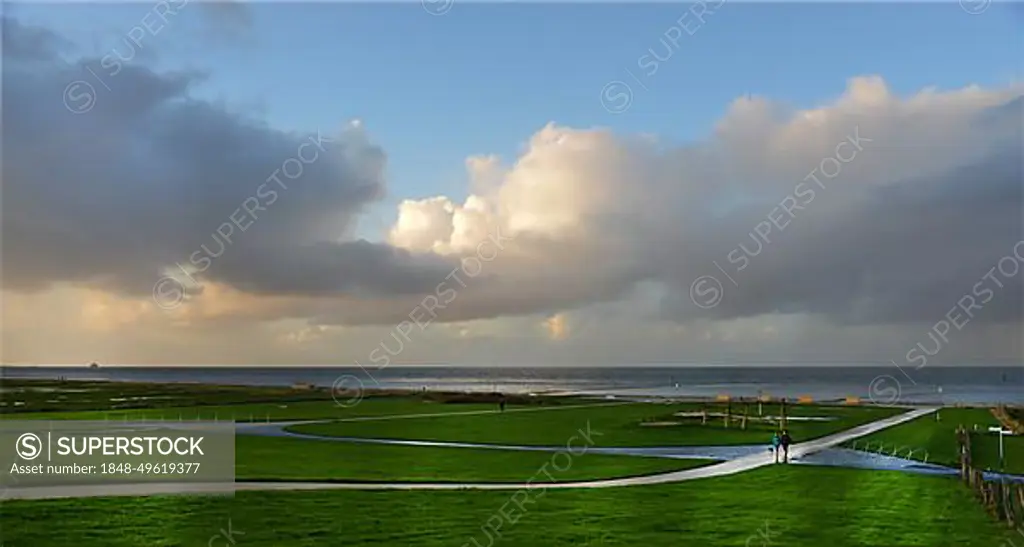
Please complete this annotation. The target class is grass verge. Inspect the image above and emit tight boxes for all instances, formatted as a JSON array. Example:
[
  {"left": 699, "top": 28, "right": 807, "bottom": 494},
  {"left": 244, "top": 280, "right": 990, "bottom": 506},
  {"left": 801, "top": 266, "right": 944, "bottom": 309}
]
[{"left": 1, "top": 467, "right": 1016, "bottom": 546}]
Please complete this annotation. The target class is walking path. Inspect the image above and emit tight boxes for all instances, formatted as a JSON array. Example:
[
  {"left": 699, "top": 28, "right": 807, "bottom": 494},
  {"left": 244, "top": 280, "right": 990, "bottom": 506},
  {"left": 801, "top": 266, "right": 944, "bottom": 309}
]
[
  {"left": 252, "top": 424, "right": 1024, "bottom": 482},
  {"left": 3, "top": 407, "right": 938, "bottom": 500},
  {"left": 792, "top": 447, "right": 1024, "bottom": 483},
  {"left": 242, "top": 423, "right": 766, "bottom": 460},
  {"left": 236, "top": 401, "right": 633, "bottom": 429}
]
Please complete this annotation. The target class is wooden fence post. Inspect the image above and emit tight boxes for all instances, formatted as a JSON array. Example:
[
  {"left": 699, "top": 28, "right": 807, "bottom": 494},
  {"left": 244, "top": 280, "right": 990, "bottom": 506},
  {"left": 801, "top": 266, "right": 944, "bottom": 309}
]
[
  {"left": 952, "top": 424, "right": 1024, "bottom": 529},
  {"left": 1016, "top": 484, "right": 1024, "bottom": 528},
  {"left": 1003, "top": 482, "right": 1016, "bottom": 527}
]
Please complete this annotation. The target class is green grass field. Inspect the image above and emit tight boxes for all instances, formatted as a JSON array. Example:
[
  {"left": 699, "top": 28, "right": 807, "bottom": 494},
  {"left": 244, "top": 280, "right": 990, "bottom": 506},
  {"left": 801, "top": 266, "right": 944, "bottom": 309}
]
[
  {"left": 289, "top": 401, "right": 903, "bottom": 447},
  {"left": 0, "top": 379, "right": 335, "bottom": 413},
  {"left": 6, "top": 386, "right": 712, "bottom": 483},
  {"left": 235, "top": 435, "right": 711, "bottom": 482},
  {"left": 1, "top": 467, "right": 1017, "bottom": 546},
  {"left": 1, "top": 379, "right": 1017, "bottom": 546},
  {"left": 2, "top": 398, "right": 529, "bottom": 422},
  {"left": 844, "top": 407, "right": 1024, "bottom": 473},
  {"left": 0, "top": 378, "right": 579, "bottom": 420}
]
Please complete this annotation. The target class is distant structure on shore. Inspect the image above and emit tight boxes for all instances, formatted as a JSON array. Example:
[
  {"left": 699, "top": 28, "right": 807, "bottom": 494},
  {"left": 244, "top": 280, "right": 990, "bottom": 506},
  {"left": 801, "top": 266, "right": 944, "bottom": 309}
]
[{"left": 89, "top": 362, "right": 100, "bottom": 369}]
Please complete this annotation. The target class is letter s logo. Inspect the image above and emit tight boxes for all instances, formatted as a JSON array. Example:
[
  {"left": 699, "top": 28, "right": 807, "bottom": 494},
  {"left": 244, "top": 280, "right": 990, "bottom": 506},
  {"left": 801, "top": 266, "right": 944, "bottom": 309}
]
[{"left": 16, "top": 433, "right": 42, "bottom": 460}]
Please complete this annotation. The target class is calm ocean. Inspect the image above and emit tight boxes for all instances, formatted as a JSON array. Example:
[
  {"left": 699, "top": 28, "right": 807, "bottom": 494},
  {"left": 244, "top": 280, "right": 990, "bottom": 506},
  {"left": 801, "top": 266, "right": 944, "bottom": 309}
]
[{"left": 2, "top": 365, "right": 1021, "bottom": 405}]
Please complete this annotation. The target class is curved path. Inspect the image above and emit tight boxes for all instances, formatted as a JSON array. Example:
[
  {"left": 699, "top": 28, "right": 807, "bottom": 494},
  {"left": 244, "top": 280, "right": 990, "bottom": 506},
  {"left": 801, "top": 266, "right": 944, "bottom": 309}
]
[
  {"left": 243, "top": 422, "right": 766, "bottom": 460},
  {"left": 249, "top": 423, "right": 1024, "bottom": 483},
  {"left": 241, "top": 400, "right": 633, "bottom": 427},
  {"left": 4, "top": 407, "right": 938, "bottom": 500},
  {"left": 794, "top": 447, "right": 1024, "bottom": 482}
]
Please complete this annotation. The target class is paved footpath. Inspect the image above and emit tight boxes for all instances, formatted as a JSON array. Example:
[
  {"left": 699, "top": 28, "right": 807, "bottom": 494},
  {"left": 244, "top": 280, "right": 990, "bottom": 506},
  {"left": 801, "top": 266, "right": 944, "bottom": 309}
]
[
  {"left": 4, "top": 407, "right": 936, "bottom": 500},
  {"left": 234, "top": 401, "right": 634, "bottom": 429}
]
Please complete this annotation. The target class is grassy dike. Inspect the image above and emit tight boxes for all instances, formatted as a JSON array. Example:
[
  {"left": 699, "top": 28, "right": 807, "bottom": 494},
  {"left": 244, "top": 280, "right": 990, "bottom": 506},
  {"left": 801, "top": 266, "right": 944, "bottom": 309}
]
[
  {"left": 2, "top": 467, "right": 1018, "bottom": 546},
  {"left": 234, "top": 435, "right": 712, "bottom": 483},
  {"left": 2, "top": 379, "right": 1019, "bottom": 546},
  {"left": 289, "top": 402, "right": 903, "bottom": 447},
  {"left": 844, "top": 407, "right": 1024, "bottom": 473}
]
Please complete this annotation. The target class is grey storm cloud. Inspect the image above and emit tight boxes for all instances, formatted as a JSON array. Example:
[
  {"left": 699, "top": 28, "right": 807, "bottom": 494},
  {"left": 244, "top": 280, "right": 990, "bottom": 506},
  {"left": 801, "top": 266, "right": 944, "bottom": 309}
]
[
  {"left": 371, "top": 90, "right": 1023, "bottom": 330},
  {"left": 2, "top": 14, "right": 1021, "bottom": 341},
  {"left": 1, "top": 16, "right": 456, "bottom": 300},
  {"left": 657, "top": 132, "right": 1023, "bottom": 326}
]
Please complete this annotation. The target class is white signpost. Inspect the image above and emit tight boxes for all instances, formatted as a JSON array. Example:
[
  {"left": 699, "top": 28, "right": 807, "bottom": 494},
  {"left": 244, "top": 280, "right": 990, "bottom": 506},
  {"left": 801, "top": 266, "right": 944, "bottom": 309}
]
[{"left": 988, "top": 426, "right": 1013, "bottom": 468}]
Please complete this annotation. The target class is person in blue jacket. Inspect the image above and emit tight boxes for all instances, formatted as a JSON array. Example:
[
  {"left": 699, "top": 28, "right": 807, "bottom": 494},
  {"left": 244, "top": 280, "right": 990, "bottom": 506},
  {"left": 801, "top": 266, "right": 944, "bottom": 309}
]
[{"left": 770, "top": 431, "right": 782, "bottom": 463}]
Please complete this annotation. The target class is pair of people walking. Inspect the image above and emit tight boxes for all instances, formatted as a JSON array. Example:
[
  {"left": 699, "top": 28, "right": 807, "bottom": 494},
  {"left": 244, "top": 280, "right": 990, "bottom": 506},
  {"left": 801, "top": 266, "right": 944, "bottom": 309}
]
[{"left": 770, "top": 430, "right": 792, "bottom": 463}]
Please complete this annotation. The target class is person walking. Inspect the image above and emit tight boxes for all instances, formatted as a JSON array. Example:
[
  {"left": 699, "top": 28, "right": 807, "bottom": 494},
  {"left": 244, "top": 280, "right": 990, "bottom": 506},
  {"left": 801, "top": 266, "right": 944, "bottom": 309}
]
[
  {"left": 499, "top": 398, "right": 506, "bottom": 412},
  {"left": 770, "top": 431, "right": 782, "bottom": 464},
  {"left": 780, "top": 430, "right": 792, "bottom": 463}
]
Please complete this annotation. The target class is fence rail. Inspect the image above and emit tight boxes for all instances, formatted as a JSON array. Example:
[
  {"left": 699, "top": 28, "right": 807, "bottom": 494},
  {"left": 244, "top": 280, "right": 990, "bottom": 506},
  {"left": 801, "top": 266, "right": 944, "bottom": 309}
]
[{"left": 957, "top": 426, "right": 1023, "bottom": 529}]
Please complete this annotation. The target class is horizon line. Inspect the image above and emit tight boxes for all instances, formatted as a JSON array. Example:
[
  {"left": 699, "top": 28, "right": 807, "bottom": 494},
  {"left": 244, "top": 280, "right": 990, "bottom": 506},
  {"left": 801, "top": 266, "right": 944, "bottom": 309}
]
[{"left": 2, "top": 363, "right": 1021, "bottom": 368}]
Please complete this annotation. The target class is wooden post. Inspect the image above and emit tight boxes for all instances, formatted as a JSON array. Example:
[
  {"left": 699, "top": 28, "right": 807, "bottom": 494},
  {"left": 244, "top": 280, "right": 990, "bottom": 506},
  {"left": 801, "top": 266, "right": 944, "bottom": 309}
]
[
  {"left": 742, "top": 403, "right": 749, "bottom": 430},
  {"left": 958, "top": 427, "right": 968, "bottom": 482},
  {"left": 1001, "top": 483, "right": 1012, "bottom": 526},
  {"left": 1015, "top": 483, "right": 1023, "bottom": 529},
  {"left": 997, "top": 482, "right": 1005, "bottom": 522},
  {"left": 725, "top": 400, "right": 732, "bottom": 429},
  {"left": 1004, "top": 482, "right": 1015, "bottom": 527},
  {"left": 1016, "top": 484, "right": 1024, "bottom": 527},
  {"left": 781, "top": 398, "right": 788, "bottom": 430}
]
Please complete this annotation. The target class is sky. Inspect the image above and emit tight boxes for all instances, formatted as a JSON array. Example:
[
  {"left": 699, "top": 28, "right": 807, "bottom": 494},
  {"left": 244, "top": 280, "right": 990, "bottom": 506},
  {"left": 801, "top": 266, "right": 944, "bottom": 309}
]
[{"left": 1, "top": 1, "right": 1022, "bottom": 366}]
